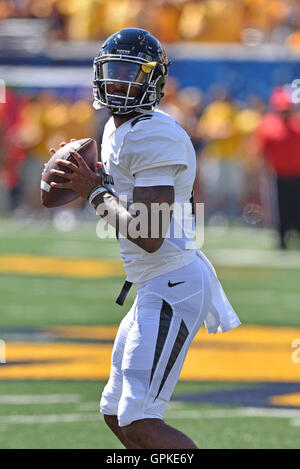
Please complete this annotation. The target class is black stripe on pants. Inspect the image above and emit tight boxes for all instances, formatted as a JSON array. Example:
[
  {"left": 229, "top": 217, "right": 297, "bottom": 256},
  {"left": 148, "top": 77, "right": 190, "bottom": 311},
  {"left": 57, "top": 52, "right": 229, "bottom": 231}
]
[{"left": 150, "top": 300, "right": 173, "bottom": 386}]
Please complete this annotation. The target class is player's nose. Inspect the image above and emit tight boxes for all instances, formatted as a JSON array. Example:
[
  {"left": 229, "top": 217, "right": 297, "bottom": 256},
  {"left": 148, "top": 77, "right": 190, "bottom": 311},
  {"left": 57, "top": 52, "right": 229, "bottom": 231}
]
[{"left": 112, "top": 83, "right": 127, "bottom": 94}]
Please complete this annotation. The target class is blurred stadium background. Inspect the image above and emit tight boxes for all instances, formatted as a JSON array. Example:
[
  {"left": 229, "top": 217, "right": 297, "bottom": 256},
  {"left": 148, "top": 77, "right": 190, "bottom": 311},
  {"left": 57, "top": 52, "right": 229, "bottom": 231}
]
[{"left": 0, "top": 0, "right": 300, "bottom": 449}]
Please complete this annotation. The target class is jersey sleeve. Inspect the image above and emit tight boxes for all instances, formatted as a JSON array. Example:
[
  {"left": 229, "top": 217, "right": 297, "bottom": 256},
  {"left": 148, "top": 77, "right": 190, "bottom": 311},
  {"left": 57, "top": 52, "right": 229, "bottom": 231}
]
[{"left": 121, "top": 119, "right": 188, "bottom": 177}]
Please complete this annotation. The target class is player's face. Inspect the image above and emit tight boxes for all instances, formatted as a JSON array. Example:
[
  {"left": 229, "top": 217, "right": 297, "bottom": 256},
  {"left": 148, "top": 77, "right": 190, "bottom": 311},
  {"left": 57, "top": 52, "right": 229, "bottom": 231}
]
[
  {"left": 101, "top": 61, "right": 147, "bottom": 98},
  {"left": 107, "top": 82, "right": 140, "bottom": 98}
]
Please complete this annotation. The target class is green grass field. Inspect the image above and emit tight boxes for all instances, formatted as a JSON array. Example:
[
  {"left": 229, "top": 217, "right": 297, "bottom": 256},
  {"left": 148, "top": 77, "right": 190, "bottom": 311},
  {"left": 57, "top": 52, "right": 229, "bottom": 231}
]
[{"left": 1, "top": 218, "right": 300, "bottom": 449}]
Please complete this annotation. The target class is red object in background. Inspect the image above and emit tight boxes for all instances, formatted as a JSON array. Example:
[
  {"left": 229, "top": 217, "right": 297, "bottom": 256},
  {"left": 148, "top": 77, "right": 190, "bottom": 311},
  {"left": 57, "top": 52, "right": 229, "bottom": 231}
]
[
  {"left": 0, "top": 89, "right": 27, "bottom": 189},
  {"left": 269, "top": 86, "right": 293, "bottom": 112},
  {"left": 1, "top": 136, "right": 27, "bottom": 189},
  {"left": 257, "top": 112, "right": 300, "bottom": 178}
]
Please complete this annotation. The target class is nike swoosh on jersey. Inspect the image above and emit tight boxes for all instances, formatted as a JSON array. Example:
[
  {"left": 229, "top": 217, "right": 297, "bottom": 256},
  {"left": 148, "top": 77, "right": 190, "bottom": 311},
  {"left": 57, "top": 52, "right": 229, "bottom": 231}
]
[{"left": 168, "top": 281, "right": 185, "bottom": 288}]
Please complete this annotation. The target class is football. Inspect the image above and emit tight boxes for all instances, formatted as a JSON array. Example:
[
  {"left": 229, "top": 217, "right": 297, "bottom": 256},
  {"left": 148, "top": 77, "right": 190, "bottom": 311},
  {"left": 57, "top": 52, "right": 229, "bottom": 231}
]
[{"left": 41, "top": 138, "right": 98, "bottom": 208}]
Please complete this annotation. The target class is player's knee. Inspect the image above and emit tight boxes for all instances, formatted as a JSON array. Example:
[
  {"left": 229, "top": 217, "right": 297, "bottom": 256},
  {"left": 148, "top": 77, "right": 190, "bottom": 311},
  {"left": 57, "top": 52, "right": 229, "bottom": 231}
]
[
  {"left": 122, "top": 418, "right": 157, "bottom": 444},
  {"left": 122, "top": 420, "right": 142, "bottom": 443}
]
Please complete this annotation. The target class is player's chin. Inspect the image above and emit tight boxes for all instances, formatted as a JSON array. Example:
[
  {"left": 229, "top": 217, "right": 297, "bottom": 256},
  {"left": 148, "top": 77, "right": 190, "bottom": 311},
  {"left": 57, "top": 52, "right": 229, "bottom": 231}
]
[{"left": 109, "top": 109, "right": 136, "bottom": 119}]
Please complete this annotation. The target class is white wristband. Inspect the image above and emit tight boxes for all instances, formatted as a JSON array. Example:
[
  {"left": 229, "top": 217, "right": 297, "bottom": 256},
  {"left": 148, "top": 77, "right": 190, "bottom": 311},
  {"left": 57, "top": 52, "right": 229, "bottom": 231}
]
[{"left": 88, "top": 186, "right": 107, "bottom": 205}]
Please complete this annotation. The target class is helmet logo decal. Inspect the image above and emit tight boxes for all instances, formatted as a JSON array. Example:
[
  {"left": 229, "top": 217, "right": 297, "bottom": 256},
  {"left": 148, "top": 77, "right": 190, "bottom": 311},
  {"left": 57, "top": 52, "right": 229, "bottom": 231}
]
[{"left": 141, "top": 62, "right": 157, "bottom": 73}]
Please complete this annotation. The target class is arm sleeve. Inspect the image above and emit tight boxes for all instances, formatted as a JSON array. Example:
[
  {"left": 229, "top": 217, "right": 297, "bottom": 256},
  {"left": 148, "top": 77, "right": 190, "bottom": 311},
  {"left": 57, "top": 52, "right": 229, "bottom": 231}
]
[
  {"left": 121, "top": 120, "right": 188, "bottom": 177},
  {"left": 134, "top": 165, "right": 178, "bottom": 187}
]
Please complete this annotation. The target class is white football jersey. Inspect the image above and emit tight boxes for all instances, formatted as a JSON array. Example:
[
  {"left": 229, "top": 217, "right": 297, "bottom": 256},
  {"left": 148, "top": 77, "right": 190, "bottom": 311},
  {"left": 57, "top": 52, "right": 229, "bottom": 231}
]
[{"left": 100, "top": 109, "right": 197, "bottom": 283}]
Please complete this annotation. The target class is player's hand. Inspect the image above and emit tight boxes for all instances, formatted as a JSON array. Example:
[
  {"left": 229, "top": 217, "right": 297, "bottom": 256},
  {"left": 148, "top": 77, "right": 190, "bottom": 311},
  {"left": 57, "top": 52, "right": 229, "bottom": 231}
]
[
  {"left": 49, "top": 139, "right": 102, "bottom": 172},
  {"left": 50, "top": 150, "right": 103, "bottom": 199},
  {"left": 49, "top": 139, "right": 102, "bottom": 171}
]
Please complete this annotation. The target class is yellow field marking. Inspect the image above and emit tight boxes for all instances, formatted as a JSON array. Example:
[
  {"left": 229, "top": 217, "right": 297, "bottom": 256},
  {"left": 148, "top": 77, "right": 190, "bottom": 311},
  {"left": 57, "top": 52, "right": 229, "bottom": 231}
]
[
  {"left": 215, "top": 266, "right": 273, "bottom": 280},
  {"left": 48, "top": 326, "right": 119, "bottom": 340},
  {"left": 0, "top": 254, "right": 124, "bottom": 278},
  {"left": 1, "top": 343, "right": 111, "bottom": 380},
  {"left": 271, "top": 393, "right": 300, "bottom": 407},
  {"left": 49, "top": 324, "right": 300, "bottom": 347},
  {"left": 1, "top": 325, "right": 300, "bottom": 382},
  {"left": 0, "top": 254, "right": 272, "bottom": 280}
]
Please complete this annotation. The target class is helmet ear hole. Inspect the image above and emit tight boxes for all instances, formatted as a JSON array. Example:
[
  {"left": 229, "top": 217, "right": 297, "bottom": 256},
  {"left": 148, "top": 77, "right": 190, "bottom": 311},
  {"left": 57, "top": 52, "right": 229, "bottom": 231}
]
[{"left": 156, "top": 75, "right": 166, "bottom": 103}]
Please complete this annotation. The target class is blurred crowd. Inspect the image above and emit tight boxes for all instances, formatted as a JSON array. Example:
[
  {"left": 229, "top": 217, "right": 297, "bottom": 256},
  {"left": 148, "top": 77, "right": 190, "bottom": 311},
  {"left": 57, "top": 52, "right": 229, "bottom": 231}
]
[
  {"left": 0, "top": 89, "right": 106, "bottom": 212},
  {"left": 2, "top": 80, "right": 300, "bottom": 248},
  {"left": 1, "top": 0, "right": 300, "bottom": 48},
  {"left": 1, "top": 79, "right": 300, "bottom": 247},
  {"left": 160, "top": 79, "right": 267, "bottom": 223}
]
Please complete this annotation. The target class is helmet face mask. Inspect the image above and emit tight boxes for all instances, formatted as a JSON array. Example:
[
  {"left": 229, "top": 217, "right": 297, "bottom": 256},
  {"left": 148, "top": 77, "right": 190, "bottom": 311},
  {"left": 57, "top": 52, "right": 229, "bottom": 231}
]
[{"left": 93, "top": 29, "right": 169, "bottom": 116}]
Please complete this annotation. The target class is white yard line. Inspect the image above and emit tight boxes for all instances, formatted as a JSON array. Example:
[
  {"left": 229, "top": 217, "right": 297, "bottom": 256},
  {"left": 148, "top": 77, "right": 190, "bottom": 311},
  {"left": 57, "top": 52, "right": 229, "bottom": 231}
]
[
  {"left": 0, "top": 394, "right": 81, "bottom": 405},
  {"left": 0, "top": 413, "right": 99, "bottom": 424},
  {"left": 1, "top": 407, "right": 300, "bottom": 425},
  {"left": 290, "top": 419, "right": 300, "bottom": 426},
  {"left": 204, "top": 248, "right": 300, "bottom": 269},
  {"left": 166, "top": 407, "right": 300, "bottom": 420}
]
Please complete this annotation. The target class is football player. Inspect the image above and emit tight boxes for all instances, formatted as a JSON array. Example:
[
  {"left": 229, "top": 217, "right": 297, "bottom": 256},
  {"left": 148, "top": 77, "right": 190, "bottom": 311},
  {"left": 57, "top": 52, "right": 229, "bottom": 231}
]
[{"left": 50, "top": 28, "right": 241, "bottom": 449}]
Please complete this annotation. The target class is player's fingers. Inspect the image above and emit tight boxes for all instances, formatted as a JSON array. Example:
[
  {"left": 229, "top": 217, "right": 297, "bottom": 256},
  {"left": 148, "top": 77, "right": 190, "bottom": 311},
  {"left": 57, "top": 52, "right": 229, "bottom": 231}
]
[
  {"left": 50, "top": 169, "right": 73, "bottom": 180},
  {"left": 59, "top": 142, "right": 67, "bottom": 147},
  {"left": 97, "top": 162, "right": 102, "bottom": 169},
  {"left": 50, "top": 181, "right": 73, "bottom": 189},
  {"left": 69, "top": 150, "right": 88, "bottom": 169},
  {"left": 49, "top": 148, "right": 56, "bottom": 155},
  {"left": 70, "top": 138, "right": 76, "bottom": 142},
  {"left": 55, "top": 159, "right": 80, "bottom": 173}
]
